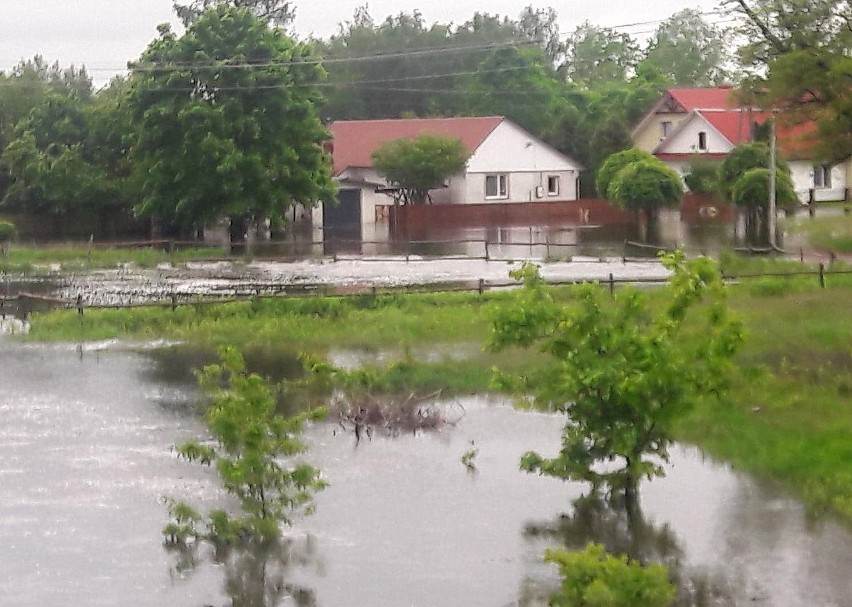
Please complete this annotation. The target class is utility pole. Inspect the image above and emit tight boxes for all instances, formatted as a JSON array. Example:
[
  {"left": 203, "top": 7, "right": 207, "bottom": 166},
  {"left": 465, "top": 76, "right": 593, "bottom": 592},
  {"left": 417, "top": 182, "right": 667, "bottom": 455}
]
[{"left": 768, "top": 112, "right": 777, "bottom": 249}]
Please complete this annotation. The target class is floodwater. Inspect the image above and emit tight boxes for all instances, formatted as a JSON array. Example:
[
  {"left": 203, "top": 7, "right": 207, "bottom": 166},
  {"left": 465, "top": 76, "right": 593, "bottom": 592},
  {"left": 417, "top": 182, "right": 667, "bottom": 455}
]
[{"left": 2, "top": 341, "right": 852, "bottom": 606}]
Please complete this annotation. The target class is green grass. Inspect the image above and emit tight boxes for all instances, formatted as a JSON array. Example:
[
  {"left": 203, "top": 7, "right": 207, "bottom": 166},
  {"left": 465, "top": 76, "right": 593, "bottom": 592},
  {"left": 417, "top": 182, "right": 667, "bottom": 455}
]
[
  {"left": 22, "top": 272, "right": 852, "bottom": 525},
  {"left": 0, "top": 243, "right": 227, "bottom": 273},
  {"left": 783, "top": 213, "right": 852, "bottom": 253}
]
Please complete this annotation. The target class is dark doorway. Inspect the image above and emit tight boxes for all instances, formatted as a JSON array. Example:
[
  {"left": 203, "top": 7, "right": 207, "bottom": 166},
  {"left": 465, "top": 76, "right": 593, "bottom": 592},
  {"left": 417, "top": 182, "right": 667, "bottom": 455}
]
[{"left": 323, "top": 188, "right": 362, "bottom": 254}]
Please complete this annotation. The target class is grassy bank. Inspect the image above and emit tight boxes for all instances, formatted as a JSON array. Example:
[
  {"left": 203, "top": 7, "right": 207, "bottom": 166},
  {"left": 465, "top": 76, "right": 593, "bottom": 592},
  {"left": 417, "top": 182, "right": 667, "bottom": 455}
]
[
  {"left": 22, "top": 263, "right": 852, "bottom": 524},
  {"left": 0, "top": 243, "right": 227, "bottom": 273}
]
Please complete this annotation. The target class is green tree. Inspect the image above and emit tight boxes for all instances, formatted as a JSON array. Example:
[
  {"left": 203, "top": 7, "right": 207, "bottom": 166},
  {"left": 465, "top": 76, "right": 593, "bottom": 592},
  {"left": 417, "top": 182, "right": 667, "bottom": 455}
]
[
  {"left": 490, "top": 253, "right": 742, "bottom": 503},
  {"left": 563, "top": 23, "right": 639, "bottom": 88},
  {"left": 731, "top": 167, "right": 798, "bottom": 210},
  {"left": 726, "top": 0, "right": 852, "bottom": 162},
  {"left": 595, "top": 148, "right": 658, "bottom": 198},
  {"left": 129, "top": 7, "right": 335, "bottom": 236},
  {"left": 173, "top": 0, "right": 295, "bottom": 27},
  {"left": 167, "top": 347, "right": 326, "bottom": 543},
  {"left": 607, "top": 159, "right": 683, "bottom": 221},
  {"left": 0, "top": 57, "right": 93, "bottom": 203},
  {"left": 371, "top": 134, "right": 469, "bottom": 205},
  {"left": 546, "top": 543, "right": 675, "bottom": 607},
  {"left": 464, "top": 45, "right": 569, "bottom": 137},
  {"left": 0, "top": 88, "right": 134, "bottom": 235},
  {"left": 683, "top": 156, "right": 721, "bottom": 195},
  {"left": 640, "top": 9, "right": 734, "bottom": 86},
  {"left": 0, "top": 220, "right": 15, "bottom": 256}
]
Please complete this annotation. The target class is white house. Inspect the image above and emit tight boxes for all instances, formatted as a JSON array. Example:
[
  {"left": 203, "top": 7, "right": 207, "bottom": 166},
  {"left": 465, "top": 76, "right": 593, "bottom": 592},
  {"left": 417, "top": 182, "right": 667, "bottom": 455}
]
[
  {"left": 633, "top": 87, "right": 849, "bottom": 203},
  {"left": 315, "top": 116, "right": 583, "bottom": 233}
]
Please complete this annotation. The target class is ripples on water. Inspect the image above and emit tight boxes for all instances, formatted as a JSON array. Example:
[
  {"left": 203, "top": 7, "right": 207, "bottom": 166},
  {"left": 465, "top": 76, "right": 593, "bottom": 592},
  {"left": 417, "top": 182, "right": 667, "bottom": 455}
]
[{"left": 0, "top": 342, "right": 850, "bottom": 606}]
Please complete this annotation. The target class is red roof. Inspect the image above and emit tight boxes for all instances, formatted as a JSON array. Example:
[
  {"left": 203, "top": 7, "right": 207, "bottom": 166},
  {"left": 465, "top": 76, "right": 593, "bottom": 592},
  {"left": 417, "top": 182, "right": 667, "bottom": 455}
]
[
  {"left": 700, "top": 109, "right": 770, "bottom": 145},
  {"left": 776, "top": 121, "right": 819, "bottom": 159},
  {"left": 328, "top": 116, "right": 504, "bottom": 175},
  {"left": 669, "top": 87, "right": 738, "bottom": 111}
]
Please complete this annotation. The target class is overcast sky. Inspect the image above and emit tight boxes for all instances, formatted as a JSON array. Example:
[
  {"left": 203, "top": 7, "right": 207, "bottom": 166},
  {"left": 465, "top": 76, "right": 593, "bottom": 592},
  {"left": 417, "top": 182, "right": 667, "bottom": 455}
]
[{"left": 1, "top": 0, "right": 724, "bottom": 86}]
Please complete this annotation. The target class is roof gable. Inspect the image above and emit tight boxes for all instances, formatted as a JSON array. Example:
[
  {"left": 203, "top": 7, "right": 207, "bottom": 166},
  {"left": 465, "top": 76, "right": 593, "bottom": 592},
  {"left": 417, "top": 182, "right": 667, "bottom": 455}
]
[{"left": 329, "top": 116, "right": 504, "bottom": 175}]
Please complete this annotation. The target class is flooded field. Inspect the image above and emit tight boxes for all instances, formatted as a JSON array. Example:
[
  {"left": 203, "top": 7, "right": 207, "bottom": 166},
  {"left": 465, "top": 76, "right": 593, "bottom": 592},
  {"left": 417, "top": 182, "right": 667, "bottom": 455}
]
[{"left": 2, "top": 340, "right": 851, "bottom": 606}]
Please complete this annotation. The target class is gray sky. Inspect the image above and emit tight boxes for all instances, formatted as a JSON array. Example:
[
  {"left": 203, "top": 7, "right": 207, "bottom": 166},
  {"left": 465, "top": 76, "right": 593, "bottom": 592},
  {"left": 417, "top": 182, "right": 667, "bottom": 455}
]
[{"left": 0, "top": 0, "right": 725, "bottom": 86}]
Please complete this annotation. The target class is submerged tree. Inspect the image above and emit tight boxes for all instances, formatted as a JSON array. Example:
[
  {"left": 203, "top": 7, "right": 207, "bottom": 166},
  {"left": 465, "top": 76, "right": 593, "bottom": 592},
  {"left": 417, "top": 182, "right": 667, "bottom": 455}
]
[
  {"left": 490, "top": 253, "right": 742, "bottom": 506},
  {"left": 719, "top": 142, "right": 796, "bottom": 243},
  {"left": 165, "top": 347, "right": 326, "bottom": 544},
  {"left": 371, "top": 134, "right": 469, "bottom": 205},
  {"left": 546, "top": 543, "right": 675, "bottom": 607}
]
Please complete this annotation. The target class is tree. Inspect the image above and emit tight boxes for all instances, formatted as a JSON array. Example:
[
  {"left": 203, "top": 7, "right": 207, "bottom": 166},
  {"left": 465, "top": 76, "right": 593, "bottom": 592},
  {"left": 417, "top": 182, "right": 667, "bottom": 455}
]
[
  {"left": 0, "top": 57, "right": 93, "bottom": 203},
  {"left": 371, "top": 134, "right": 469, "bottom": 205},
  {"left": 563, "top": 23, "right": 640, "bottom": 88},
  {"left": 546, "top": 543, "right": 675, "bottom": 607},
  {"left": 595, "top": 148, "right": 658, "bottom": 198},
  {"left": 129, "top": 7, "right": 335, "bottom": 236},
  {"left": 724, "top": 0, "right": 849, "bottom": 67},
  {"left": 641, "top": 9, "right": 734, "bottom": 86},
  {"left": 0, "top": 89, "right": 135, "bottom": 235},
  {"left": 725, "top": 1, "right": 852, "bottom": 163},
  {"left": 683, "top": 156, "right": 721, "bottom": 195},
  {"left": 0, "top": 221, "right": 15, "bottom": 256},
  {"left": 489, "top": 253, "right": 742, "bottom": 504},
  {"left": 731, "top": 167, "right": 798, "bottom": 211},
  {"left": 166, "top": 347, "right": 326, "bottom": 544},
  {"left": 173, "top": 0, "right": 295, "bottom": 28},
  {"left": 607, "top": 159, "right": 683, "bottom": 221},
  {"left": 720, "top": 142, "right": 797, "bottom": 244}
]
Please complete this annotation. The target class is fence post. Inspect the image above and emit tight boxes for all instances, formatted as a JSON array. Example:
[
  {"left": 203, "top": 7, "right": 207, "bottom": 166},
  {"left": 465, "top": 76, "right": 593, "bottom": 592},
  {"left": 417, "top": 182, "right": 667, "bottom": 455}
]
[
  {"left": 819, "top": 263, "right": 826, "bottom": 288},
  {"left": 800, "top": 247, "right": 804, "bottom": 263},
  {"left": 609, "top": 273, "right": 614, "bottom": 296},
  {"left": 484, "top": 241, "right": 490, "bottom": 262},
  {"left": 171, "top": 293, "right": 177, "bottom": 311},
  {"left": 478, "top": 278, "right": 484, "bottom": 295}
]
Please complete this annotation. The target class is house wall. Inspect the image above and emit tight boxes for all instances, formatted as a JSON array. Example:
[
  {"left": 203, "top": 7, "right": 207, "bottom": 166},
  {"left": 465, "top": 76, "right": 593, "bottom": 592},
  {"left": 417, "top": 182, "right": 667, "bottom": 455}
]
[
  {"left": 465, "top": 121, "right": 581, "bottom": 203},
  {"left": 657, "top": 118, "right": 733, "bottom": 156},
  {"left": 463, "top": 170, "right": 578, "bottom": 204},
  {"left": 788, "top": 160, "right": 848, "bottom": 203},
  {"left": 633, "top": 112, "right": 687, "bottom": 152}
]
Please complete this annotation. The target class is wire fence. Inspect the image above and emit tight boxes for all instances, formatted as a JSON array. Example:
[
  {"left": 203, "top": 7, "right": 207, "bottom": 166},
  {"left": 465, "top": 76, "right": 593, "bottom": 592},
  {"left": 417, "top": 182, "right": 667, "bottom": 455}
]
[{"left": 4, "top": 259, "right": 851, "bottom": 318}]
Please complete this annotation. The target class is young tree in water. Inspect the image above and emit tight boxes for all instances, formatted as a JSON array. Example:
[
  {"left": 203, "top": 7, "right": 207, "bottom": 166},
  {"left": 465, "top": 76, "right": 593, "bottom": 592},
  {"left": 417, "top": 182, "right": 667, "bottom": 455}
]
[
  {"left": 371, "top": 134, "right": 469, "bottom": 205},
  {"left": 546, "top": 543, "right": 675, "bottom": 607},
  {"left": 165, "top": 347, "right": 326, "bottom": 543},
  {"left": 489, "top": 252, "right": 742, "bottom": 506}
]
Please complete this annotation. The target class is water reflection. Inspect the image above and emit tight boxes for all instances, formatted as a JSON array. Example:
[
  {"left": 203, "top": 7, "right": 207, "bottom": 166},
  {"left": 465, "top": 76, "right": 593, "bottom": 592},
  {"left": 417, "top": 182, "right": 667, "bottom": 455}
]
[
  {"left": 524, "top": 494, "right": 738, "bottom": 606},
  {"left": 167, "top": 537, "right": 320, "bottom": 607}
]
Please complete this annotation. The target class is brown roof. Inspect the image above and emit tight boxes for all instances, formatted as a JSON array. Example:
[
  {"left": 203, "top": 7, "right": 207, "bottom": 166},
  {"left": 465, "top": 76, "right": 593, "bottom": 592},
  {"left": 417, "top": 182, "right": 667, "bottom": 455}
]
[{"left": 328, "top": 116, "right": 504, "bottom": 175}]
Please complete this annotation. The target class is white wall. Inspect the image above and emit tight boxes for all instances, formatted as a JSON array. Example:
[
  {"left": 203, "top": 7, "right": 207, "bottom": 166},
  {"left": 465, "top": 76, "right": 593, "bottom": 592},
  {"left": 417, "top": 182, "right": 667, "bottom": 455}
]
[
  {"left": 657, "top": 117, "right": 732, "bottom": 155},
  {"left": 467, "top": 121, "right": 582, "bottom": 174},
  {"left": 463, "top": 170, "right": 578, "bottom": 204},
  {"left": 789, "top": 160, "right": 848, "bottom": 203}
]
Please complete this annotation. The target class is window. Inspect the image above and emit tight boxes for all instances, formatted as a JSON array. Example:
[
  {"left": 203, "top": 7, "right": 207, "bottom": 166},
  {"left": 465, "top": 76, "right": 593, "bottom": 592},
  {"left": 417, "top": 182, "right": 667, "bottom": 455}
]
[
  {"left": 661, "top": 121, "right": 672, "bottom": 138},
  {"left": 485, "top": 174, "right": 508, "bottom": 199},
  {"left": 697, "top": 131, "right": 707, "bottom": 151},
  {"left": 547, "top": 175, "right": 560, "bottom": 196},
  {"left": 814, "top": 165, "right": 832, "bottom": 189}
]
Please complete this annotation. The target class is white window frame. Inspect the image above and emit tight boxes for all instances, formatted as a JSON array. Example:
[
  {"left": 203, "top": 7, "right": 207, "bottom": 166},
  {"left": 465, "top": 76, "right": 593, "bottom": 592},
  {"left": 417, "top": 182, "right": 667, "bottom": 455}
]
[
  {"left": 697, "top": 131, "right": 707, "bottom": 151},
  {"left": 485, "top": 174, "right": 508, "bottom": 199},
  {"left": 660, "top": 121, "right": 672, "bottom": 139},
  {"left": 546, "top": 175, "right": 560, "bottom": 196},
  {"left": 813, "top": 165, "right": 832, "bottom": 189}
]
